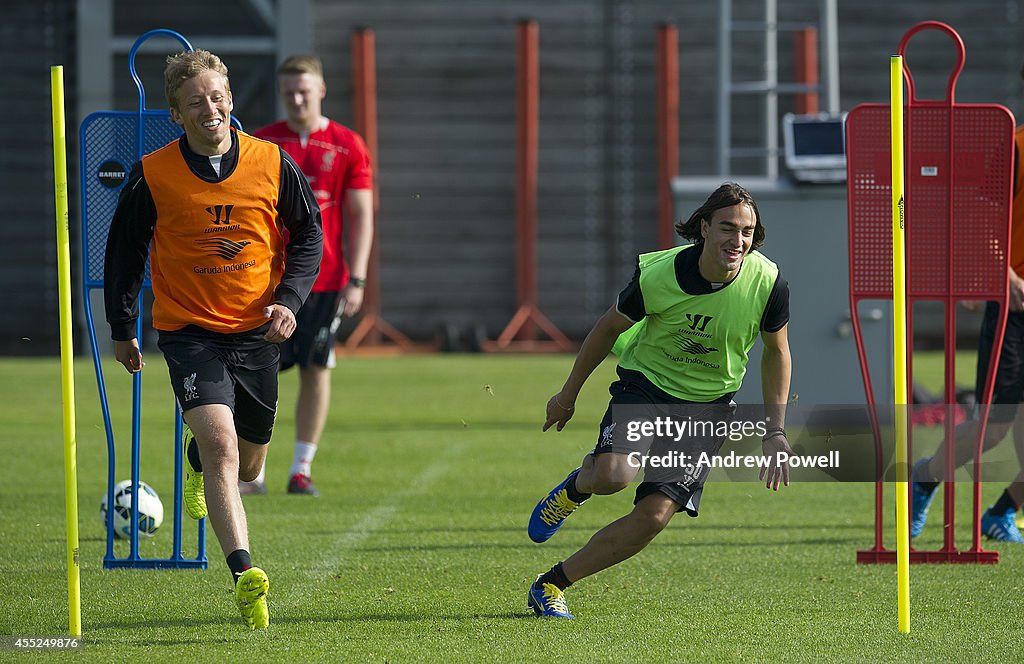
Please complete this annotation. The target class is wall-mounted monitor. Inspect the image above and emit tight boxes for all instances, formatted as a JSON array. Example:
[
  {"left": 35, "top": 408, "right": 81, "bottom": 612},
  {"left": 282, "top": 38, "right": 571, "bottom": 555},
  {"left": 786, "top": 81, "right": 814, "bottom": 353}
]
[{"left": 783, "top": 112, "right": 848, "bottom": 183}]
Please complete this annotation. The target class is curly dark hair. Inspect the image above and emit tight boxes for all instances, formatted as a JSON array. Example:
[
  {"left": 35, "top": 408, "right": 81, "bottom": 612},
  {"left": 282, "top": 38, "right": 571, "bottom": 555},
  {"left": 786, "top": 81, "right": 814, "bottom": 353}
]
[{"left": 674, "top": 182, "right": 765, "bottom": 249}]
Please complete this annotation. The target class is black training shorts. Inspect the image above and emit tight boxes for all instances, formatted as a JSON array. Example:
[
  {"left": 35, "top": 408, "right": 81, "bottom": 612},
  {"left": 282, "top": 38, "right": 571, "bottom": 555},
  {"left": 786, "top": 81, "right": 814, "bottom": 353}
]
[
  {"left": 591, "top": 370, "right": 735, "bottom": 517},
  {"left": 279, "top": 291, "right": 345, "bottom": 371},
  {"left": 975, "top": 302, "right": 1024, "bottom": 423},
  {"left": 157, "top": 322, "right": 279, "bottom": 444}
]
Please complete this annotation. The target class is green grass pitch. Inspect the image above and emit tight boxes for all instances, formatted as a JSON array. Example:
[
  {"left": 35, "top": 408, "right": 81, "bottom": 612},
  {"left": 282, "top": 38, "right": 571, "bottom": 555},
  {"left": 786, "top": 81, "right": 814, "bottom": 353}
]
[{"left": 2, "top": 352, "right": 1023, "bottom": 661}]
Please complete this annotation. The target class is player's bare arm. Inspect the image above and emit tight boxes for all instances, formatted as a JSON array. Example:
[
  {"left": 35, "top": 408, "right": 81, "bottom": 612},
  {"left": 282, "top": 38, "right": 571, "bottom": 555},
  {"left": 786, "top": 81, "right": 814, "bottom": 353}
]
[
  {"left": 759, "top": 323, "right": 793, "bottom": 490},
  {"left": 342, "top": 188, "right": 374, "bottom": 316},
  {"left": 543, "top": 306, "right": 635, "bottom": 432}
]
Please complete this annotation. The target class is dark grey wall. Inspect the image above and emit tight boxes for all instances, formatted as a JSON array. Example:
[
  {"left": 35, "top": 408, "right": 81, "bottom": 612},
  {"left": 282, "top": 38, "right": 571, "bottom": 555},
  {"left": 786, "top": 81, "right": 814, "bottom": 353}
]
[
  {"left": 2, "top": 0, "right": 76, "bottom": 355},
  {"left": 109, "top": 0, "right": 279, "bottom": 138},
  {"left": 315, "top": 2, "right": 620, "bottom": 339},
  {"left": 11, "top": 0, "right": 1024, "bottom": 354},
  {"left": 309, "top": 0, "right": 1024, "bottom": 342}
]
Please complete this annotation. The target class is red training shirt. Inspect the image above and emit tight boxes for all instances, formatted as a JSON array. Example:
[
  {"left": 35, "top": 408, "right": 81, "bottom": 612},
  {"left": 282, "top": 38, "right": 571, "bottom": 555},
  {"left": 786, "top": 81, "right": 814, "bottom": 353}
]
[{"left": 254, "top": 118, "right": 373, "bottom": 292}]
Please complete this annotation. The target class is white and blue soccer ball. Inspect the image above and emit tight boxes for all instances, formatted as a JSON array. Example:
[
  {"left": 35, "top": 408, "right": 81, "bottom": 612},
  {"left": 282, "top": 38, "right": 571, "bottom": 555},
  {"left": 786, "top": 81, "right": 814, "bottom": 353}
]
[{"left": 100, "top": 479, "right": 164, "bottom": 539}]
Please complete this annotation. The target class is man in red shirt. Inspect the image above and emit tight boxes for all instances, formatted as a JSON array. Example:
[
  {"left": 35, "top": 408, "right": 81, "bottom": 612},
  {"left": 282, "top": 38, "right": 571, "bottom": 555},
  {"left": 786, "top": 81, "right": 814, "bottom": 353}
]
[{"left": 243, "top": 54, "right": 374, "bottom": 496}]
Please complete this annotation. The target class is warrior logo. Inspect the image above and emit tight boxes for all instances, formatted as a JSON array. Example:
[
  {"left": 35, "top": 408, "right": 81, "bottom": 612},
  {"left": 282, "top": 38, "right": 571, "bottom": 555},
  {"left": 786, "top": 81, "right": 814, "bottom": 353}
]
[
  {"left": 183, "top": 372, "right": 198, "bottom": 402},
  {"left": 196, "top": 238, "right": 251, "bottom": 260},
  {"left": 676, "top": 338, "right": 719, "bottom": 355},
  {"left": 206, "top": 204, "right": 235, "bottom": 225},
  {"left": 685, "top": 313, "right": 714, "bottom": 332}
]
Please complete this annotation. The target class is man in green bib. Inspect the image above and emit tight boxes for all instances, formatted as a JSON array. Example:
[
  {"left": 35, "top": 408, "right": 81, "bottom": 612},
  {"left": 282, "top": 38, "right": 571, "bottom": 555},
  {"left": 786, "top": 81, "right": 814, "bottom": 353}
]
[{"left": 526, "top": 182, "right": 793, "bottom": 619}]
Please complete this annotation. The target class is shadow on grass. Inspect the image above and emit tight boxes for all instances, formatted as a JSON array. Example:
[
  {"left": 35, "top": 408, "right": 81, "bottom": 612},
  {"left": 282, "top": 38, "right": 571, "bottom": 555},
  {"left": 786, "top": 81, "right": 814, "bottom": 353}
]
[
  {"left": 683, "top": 522, "right": 867, "bottom": 531},
  {"left": 271, "top": 611, "right": 537, "bottom": 625},
  {"left": 346, "top": 421, "right": 540, "bottom": 433},
  {"left": 365, "top": 522, "right": 868, "bottom": 534},
  {"left": 350, "top": 534, "right": 864, "bottom": 553},
  {"left": 86, "top": 611, "right": 543, "bottom": 636},
  {"left": 86, "top": 615, "right": 239, "bottom": 631},
  {"left": 303, "top": 522, "right": 869, "bottom": 540},
  {"left": 302, "top": 525, "right": 525, "bottom": 537},
  {"left": 84, "top": 635, "right": 240, "bottom": 647}
]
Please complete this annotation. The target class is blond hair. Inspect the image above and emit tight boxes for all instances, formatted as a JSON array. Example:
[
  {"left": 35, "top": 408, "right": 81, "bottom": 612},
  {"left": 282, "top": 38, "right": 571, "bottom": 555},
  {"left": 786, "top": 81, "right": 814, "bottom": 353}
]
[
  {"left": 164, "top": 49, "right": 230, "bottom": 108},
  {"left": 277, "top": 54, "right": 324, "bottom": 79}
]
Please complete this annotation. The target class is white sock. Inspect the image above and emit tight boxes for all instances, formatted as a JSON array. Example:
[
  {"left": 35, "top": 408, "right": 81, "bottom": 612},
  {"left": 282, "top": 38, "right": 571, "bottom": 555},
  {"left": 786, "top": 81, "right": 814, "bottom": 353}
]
[
  {"left": 240, "top": 461, "right": 266, "bottom": 487},
  {"left": 290, "top": 440, "right": 318, "bottom": 477}
]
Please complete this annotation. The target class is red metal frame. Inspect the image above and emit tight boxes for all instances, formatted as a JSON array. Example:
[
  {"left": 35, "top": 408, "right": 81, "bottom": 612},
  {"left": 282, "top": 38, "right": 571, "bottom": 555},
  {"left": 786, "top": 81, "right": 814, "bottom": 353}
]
[
  {"left": 793, "top": 27, "right": 819, "bottom": 115},
  {"left": 656, "top": 24, "right": 679, "bottom": 250},
  {"left": 345, "top": 27, "right": 418, "bottom": 353},
  {"left": 485, "top": 20, "right": 573, "bottom": 352},
  {"left": 848, "top": 21, "right": 1014, "bottom": 564}
]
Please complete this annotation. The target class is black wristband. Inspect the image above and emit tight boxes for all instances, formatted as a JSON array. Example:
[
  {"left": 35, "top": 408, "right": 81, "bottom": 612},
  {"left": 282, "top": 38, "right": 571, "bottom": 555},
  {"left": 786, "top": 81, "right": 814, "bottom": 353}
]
[
  {"left": 762, "top": 426, "right": 786, "bottom": 442},
  {"left": 349, "top": 276, "right": 367, "bottom": 288}
]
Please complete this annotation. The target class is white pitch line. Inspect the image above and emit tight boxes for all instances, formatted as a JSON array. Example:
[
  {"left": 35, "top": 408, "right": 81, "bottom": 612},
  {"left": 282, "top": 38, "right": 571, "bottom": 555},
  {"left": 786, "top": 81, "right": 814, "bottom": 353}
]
[
  {"left": 332, "top": 504, "right": 399, "bottom": 550},
  {"left": 306, "top": 443, "right": 463, "bottom": 576}
]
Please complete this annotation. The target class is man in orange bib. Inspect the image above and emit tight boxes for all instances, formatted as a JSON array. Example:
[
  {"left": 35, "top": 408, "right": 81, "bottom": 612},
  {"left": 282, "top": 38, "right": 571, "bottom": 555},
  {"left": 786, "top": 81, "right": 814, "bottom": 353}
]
[{"left": 103, "top": 49, "right": 323, "bottom": 629}]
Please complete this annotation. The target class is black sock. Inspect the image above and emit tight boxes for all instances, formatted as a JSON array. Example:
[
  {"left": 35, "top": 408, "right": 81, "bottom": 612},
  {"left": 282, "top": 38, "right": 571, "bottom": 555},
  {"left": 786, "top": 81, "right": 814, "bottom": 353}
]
[
  {"left": 227, "top": 549, "right": 252, "bottom": 586},
  {"left": 187, "top": 438, "right": 202, "bottom": 472},
  {"left": 565, "top": 474, "right": 591, "bottom": 504},
  {"left": 534, "top": 562, "right": 572, "bottom": 591},
  {"left": 989, "top": 489, "right": 1018, "bottom": 516},
  {"left": 913, "top": 458, "right": 938, "bottom": 494}
]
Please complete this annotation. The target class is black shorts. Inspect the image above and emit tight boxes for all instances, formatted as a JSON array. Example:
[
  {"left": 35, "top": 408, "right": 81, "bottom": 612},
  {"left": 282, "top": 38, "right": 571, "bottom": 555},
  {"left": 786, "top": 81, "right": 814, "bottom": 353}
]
[
  {"left": 591, "top": 370, "right": 735, "bottom": 517},
  {"left": 157, "top": 323, "right": 280, "bottom": 445},
  {"left": 279, "top": 291, "right": 345, "bottom": 371},
  {"left": 975, "top": 302, "right": 1024, "bottom": 423}
]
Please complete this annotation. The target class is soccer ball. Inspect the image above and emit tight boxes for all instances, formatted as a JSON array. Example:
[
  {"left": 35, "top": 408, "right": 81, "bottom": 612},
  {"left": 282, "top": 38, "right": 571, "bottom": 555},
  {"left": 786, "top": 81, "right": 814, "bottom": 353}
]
[{"left": 100, "top": 479, "right": 164, "bottom": 539}]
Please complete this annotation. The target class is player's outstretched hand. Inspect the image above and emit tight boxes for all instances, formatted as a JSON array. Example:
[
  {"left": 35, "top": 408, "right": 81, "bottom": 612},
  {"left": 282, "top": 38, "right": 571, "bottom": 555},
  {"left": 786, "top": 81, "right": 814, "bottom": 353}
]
[
  {"left": 114, "top": 338, "right": 144, "bottom": 374},
  {"left": 342, "top": 283, "right": 364, "bottom": 317},
  {"left": 263, "top": 304, "right": 297, "bottom": 342},
  {"left": 543, "top": 393, "right": 576, "bottom": 432},
  {"left": 759, "top": 428, "right": 792, "bottom": 491}
]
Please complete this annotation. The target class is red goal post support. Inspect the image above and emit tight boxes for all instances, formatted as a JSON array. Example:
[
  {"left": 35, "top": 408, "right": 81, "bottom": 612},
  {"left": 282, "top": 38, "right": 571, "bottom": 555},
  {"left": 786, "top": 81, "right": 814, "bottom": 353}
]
[
  {"left": 345, "top": 27, "right": 419, "bottom": 354},
  {"left": 484, "top": 20, "right": 573, "bottom": 353}
]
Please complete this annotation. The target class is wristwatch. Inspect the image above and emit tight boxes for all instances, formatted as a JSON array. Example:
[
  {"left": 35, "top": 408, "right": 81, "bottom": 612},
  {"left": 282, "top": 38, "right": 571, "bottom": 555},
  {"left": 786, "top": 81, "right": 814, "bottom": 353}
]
[{"left": 349, "top": 276, "right": 367, "bottom": 288}]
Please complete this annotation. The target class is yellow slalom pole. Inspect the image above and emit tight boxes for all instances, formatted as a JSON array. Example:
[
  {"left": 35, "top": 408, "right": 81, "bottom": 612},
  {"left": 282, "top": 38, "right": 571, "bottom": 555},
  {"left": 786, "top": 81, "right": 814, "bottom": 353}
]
[
  {"left": 51, "top": 65, "right": 81, "bottom": 638},
  {"left": 890, "top": 55, "right": 910, "bottom": 634}
]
